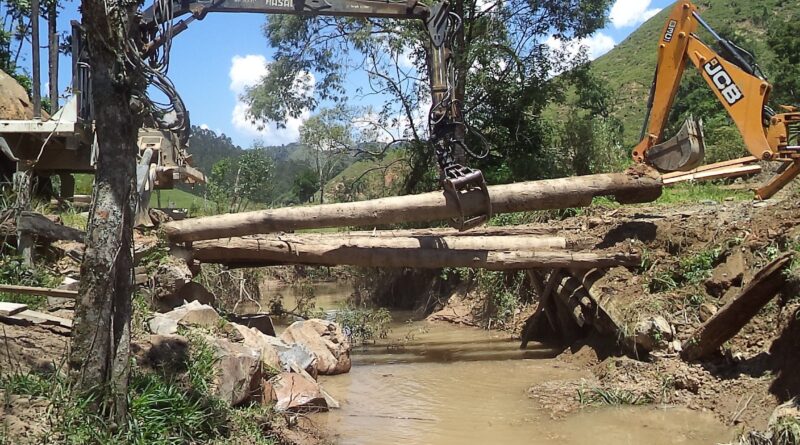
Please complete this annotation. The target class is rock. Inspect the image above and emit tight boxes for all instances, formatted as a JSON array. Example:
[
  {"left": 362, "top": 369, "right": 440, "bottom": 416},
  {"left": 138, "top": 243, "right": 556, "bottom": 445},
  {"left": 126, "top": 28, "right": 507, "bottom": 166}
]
[
  {"left": 132, "top": 334, "right": 188, "bottom": 373},
  {"left": 148, "top": 314, "right": 179, "bottom": 335},
  {"left": 168, "top": 300, "right": 221, "bottom": 328},
  {"left": 151, "top": 257, "right": 192, "bottom": 301},
  {"left": 149, "top": 301, "right": 222, "bottom": 334},
  {"left": 156, "top": 281, "right": 217, "bottom": 312},
  {"left": 263, "top": 372, "right": 328, "bottom": 412},
  {"left": 278, "top": 343, "right": 318, "bottom": 379},
  {"left": 280, "top": 319, "right": 352, "bottom": 375},
  {"left": 698, "top": 303, "right": 718, "bottom": 322},
  {"left": 228, "top": 313, "right": 275, "bottom": 336},
  {"left": 632, "top": 316, "right": 674, "bottom": 352},
  {"left": 704, "top": 251, "right": 745, "bottom": 298},
  {"left": 231, "top": 323, "right": 284, "bottom": 371},
  {"left": 209, "top": 337, "right": 264, "bottom": 406}
]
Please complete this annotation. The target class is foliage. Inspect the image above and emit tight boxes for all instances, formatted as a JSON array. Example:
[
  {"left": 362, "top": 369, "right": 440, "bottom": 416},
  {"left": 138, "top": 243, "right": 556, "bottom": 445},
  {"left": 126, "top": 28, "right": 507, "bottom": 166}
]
[
  {"left": 577, "top": 387, "right": 654, "bottom": 406},
  {"left": 475, "top": 270, "right": 530, "bottom": 324},
  {"left": 334, "top": 306, "right": 392, "bottom": 345},
  {"left": 207, "top": 145, "right": 275, "bottom": 213},
  {"left": 0, "top": 256, "right": 59, "bottom": 309},
  {"left": 195, "top": 264, "right": 263, "bottom": 314},
  {"left": 766, "top": 11, "right": 800, "bottom": 106},
  {"left": 649, "top": 246, "right": 723, "bottom": 292},
  {"left": 299, "top": 107, "right": 355, "bottom": 203},
  {"left": 247, "top": 0, "right": 612, "bottom": 189}
]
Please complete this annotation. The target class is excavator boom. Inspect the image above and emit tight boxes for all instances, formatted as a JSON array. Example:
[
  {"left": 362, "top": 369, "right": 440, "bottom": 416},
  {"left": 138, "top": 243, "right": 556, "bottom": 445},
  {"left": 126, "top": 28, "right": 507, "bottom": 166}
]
[
  {"left": 136, "top": 0, "right": 491, "bottom": 229},
  {"left": 634, "top": 1, "right": 800, "bottom": 198}
]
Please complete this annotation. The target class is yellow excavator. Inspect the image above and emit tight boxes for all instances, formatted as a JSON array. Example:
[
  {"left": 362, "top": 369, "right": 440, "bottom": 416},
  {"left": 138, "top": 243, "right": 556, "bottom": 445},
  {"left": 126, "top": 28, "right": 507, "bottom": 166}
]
[{"left": 633, "top": 1, "right": 800, "bottom": 199}]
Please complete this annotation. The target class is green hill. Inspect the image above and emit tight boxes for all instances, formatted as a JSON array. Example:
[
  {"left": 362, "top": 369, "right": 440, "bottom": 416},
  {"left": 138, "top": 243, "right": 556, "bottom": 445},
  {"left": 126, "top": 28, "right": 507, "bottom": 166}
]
[{"left": 591, "top": 0, "right": 789, "bottom": 147}]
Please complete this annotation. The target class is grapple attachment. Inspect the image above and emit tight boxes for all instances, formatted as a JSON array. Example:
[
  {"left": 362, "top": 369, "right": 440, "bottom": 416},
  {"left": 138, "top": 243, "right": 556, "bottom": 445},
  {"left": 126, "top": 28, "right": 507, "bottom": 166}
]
[{"left": 645, "top": 117, "right": 706, "bottom": 172}]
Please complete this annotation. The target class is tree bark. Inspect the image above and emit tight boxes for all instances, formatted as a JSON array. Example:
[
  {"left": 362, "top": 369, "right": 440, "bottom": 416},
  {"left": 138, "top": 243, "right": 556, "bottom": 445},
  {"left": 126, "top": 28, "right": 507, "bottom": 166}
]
[
  {"left": 187, "top": 236, "right": 639, "bottom": 270},
  {"left": 164, "top": 168, "right": 662, "bottom": 242},
  {"left": 69, "top": 0, "right": 142, "bottom": 424},
  {"left": 48, "top": 2, "right": 59, "bottom": 112},
  {"left": 681, "top": 253, "right": 792, "bottom": 362}
]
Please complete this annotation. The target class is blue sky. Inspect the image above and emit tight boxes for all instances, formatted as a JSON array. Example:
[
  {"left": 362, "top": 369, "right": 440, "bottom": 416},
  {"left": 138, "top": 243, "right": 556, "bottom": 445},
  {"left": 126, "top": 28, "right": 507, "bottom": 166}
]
[{"left": 23, "top": 0, "right": 673, "bottom": 148}]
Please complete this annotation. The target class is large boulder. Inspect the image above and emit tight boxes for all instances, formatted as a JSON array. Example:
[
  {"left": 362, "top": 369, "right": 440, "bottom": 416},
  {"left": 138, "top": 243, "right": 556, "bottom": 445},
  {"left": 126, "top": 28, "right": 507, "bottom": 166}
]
[
  {"left": 147, "top": 301, "right": 222, "bottom": 335},
  {"left": 280, "top": 319, "right": 351, "bottom": 375},
  {"left": 231, "top": 322, "right": 318, "bottom": 377},
  {"left": 209, "top": 337, "right": 264, "bottom": 406},
  {"left": 263, "top": 372, "right": 328, "bottom": 412},
  {"left": 151, "top": 257, "right": 193, "bottom": 301},
  {"left": 231, "top": 323, "right": 284, "bottom": 371}
]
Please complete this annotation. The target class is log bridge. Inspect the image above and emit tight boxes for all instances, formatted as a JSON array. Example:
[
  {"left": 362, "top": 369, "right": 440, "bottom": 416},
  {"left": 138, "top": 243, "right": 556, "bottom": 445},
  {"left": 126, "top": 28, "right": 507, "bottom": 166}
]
[{"left": 165, "top": 170, "right": 662, "bottom": 270}]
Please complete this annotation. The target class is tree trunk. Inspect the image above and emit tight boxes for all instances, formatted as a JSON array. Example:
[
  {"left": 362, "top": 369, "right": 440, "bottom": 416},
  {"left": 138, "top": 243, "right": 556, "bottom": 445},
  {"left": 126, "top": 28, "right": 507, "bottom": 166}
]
[
  {"left": 48, "top": 2, "right": 58, "bottom": 112},
  {"left": 186, "top": 236, "right": 639, "bottom": 270},
  {"left": 69, "top": 0, "right": 142, "bottom": 424},
  {"left": 681, "top": 253, "right": 792, "bottom": 362},
  {"left": 163, "top": 168, "right": 662, "bottom": 242}
]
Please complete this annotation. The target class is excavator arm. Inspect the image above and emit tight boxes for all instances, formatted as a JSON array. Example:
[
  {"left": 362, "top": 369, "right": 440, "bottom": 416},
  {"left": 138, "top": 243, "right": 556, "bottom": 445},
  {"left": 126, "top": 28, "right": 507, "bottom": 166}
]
[
  {"left": 138, "top": 0, "right": 491, "bottom": 229},
  {"left": 633, "top": 1, "right": 800, "bottom": 199}
]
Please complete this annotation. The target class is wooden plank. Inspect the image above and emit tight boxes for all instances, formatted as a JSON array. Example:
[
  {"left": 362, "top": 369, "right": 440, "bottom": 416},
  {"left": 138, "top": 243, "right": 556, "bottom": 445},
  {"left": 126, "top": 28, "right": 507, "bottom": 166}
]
[
  {"left": 663, "top": 164, "right": 761, "bottom": 185},
  {"left": 0, "top": 302, "right": 28, "bottom": 316},
  {"left": 681, "top": 253, "right": 792, "bottom": 361},
  {"left": 661, "top": 156, "right": 758, "bottom": 180},
  {"left": 163, "top": 169, "right": 663, "bottom": 242},
  {"left": 0, "top": 284, "right": 78, "bottom": 299},
  {"left": 13, "top": 309, "right": 72, "bottom": 328}
]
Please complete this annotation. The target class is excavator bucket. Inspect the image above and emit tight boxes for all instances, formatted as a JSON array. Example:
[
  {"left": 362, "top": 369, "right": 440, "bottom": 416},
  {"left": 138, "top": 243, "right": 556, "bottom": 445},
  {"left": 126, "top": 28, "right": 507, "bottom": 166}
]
[{"left": 645, "top": 117, "right": 706, "bottom": 172}]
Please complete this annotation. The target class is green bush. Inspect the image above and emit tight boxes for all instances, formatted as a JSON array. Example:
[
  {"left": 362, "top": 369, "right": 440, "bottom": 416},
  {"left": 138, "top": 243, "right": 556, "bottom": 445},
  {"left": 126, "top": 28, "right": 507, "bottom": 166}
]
[{"left": 0, "top": 257, "right": 59, "bottom": 309}]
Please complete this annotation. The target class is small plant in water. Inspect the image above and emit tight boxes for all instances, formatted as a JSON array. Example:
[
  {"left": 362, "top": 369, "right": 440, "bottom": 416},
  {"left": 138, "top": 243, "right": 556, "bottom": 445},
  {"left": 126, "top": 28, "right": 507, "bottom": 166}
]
[{"left": 577, "top": 387, "right": 654, "bottom": 406}]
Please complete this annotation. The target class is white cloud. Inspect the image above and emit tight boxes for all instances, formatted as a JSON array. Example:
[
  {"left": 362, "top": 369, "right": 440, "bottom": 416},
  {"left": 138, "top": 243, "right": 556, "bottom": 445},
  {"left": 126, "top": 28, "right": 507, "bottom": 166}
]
[
  {"left": 609, "top": 0, "right": 662, "bottom": 29},
  {"left": 199, "top": 123, "right": 210, "bottom": 130},
  {"left": 545, "top": 32, "right": 616, "bottom": 62},
  {"left": 228, "top": 54, "right": 314, "bottom": 145}
]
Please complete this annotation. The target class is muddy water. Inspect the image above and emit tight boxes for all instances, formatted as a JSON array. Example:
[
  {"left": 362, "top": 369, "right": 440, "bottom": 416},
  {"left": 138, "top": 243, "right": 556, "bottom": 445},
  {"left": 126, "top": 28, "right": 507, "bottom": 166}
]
[{"left": 272, "top": 281, "right": 734, "bottom": 445}]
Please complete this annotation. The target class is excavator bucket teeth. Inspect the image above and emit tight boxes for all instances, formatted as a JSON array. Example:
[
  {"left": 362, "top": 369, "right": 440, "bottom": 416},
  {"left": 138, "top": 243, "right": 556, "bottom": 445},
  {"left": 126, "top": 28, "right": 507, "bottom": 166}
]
[{"left": 645, "top": 117, "right": 706, "bottom": 172}]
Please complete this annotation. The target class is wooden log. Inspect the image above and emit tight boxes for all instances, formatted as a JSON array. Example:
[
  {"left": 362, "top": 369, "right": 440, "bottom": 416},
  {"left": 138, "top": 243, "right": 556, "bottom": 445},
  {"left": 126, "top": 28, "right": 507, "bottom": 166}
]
[
  {"left": 18, "top": 211, "right": 85, "bottom": 242},
  {"left": 188, "top": 237, "right": 640, "bottom": 270},
  {"left": 0, "top": 284, "right": 78, "bottom": 299},
  {"left": 274, "top": 234, "right": 568, "bottom": 250},
  {"left": 163, "top": 169, "right": 662, "bottom": 242},
  {"left": 681, "top": 253, "right": 792, "bottom": 361}
]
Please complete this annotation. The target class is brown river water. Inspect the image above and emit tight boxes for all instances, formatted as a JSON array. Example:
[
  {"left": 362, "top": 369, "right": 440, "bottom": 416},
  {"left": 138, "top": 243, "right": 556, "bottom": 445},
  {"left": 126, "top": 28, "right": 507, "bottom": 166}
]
[{"left": 266, "top": 280, "right": 735, "bottom": 445}]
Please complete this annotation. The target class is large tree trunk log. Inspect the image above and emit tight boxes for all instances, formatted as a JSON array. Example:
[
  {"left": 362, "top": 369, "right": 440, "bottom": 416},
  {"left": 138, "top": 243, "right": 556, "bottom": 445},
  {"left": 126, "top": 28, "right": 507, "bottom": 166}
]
[
  {"left": 681, "top": 253, "right": 792, "bottom": 362},
  {"left": 274, "top": 233, "right": 568, "bottom": 250},
  {"left": 187, "top": 237, "right": 640, "bottom": 270},
  {"left": 69, "top": 0, "right": 142, "bottom": 424},
  {"left": 163, "top": 168, "right": 662, "bottom": 242}
]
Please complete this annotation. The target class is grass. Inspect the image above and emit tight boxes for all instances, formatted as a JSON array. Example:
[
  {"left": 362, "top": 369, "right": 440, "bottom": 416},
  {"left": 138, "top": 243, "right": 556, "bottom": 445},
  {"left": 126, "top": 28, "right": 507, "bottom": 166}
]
[
  {"left": 0, "top": 257, "right": 60, "bottom": 310},
  {"left": 649, "top": 246, "right": 723, "bottom": 293},
  {"left": 655, "top": 183, "right": 752, "bottom": 206},
  {"left": 0, "top": 332, "right": 280, "bottom": 445},
  {"left": 577, "top": 387, "right": 654, "bottom": 407}
]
